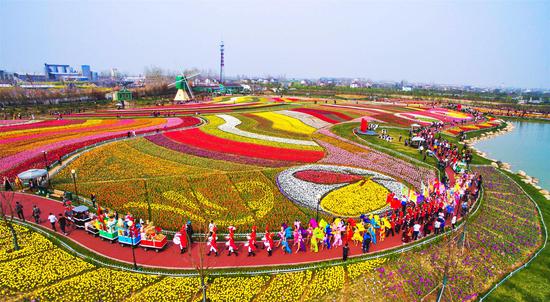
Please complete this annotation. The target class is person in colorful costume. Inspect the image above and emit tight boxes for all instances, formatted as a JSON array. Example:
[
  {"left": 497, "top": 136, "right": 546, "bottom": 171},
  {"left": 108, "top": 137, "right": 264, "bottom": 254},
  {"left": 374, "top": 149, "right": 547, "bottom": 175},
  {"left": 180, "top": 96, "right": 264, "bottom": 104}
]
[
  {"left": 173, "top": 224, "right": 188, "bottom": 254},
  {"left": 262, "top": 226, "right": 274, "bottom": 256},
  {"left": 280, "top": 237, "right": 292, "bottom": 254},
  {"left": 250, "top": 225, "right": 258, "bottom": 248},
  {"left": 225, "top": 226, "right": 238, "bottom": 256},
  {"left": 245, "top": 235, "right": 257, "bottom": 256},
  {"left": 207, "top": 228, "right": 218, "bottom": 256}
]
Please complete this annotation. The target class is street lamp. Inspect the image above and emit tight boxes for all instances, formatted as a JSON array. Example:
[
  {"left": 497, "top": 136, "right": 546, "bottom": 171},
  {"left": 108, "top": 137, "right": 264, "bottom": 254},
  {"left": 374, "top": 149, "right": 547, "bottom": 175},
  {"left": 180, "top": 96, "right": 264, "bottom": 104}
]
[
  {"left": 42, "top": 151, "right": 48, "bottom": 169},
  {"left": 131, "top": 230, "right": 138, "bottom": 270},
  {"left": 71, "top": 169, "right": 79, "bottom": 202},
  {"left": 316, "top": 194, "right": 322, "bottom": 221},
  {"left": 42, "top": 151, "right": 51, "bottom": 187}
]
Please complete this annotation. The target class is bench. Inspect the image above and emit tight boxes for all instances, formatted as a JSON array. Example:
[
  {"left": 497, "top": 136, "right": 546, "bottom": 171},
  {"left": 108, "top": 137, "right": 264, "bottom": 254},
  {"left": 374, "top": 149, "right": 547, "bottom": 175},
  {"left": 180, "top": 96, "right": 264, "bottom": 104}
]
[{"left": 49, "top": 189, "right": 65, "bottom": 199}]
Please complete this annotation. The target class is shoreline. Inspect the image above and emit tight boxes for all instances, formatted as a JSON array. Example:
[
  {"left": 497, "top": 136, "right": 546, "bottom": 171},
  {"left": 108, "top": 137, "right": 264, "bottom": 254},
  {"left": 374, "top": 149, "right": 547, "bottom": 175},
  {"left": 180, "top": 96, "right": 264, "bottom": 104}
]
[{"left": 465, "top": 121, "right": 550, "bottom": 200}]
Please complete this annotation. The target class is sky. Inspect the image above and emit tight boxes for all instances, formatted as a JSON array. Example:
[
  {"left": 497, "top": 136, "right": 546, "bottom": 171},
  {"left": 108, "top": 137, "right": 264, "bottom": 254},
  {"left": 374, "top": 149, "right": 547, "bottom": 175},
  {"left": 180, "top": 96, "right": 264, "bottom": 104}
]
[{"left": 1, "top": 0, "right": 549, "bottom": 88}]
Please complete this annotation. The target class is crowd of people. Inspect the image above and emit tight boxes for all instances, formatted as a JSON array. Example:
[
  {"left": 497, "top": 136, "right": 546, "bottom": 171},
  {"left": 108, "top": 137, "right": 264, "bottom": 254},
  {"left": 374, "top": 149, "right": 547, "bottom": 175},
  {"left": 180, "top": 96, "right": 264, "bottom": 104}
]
[
  {"left": 412, "top": 123, "right": 474, "bottom": 172},
  {"left": 194, "top": 172, "right": 480, "bottom": 259}
]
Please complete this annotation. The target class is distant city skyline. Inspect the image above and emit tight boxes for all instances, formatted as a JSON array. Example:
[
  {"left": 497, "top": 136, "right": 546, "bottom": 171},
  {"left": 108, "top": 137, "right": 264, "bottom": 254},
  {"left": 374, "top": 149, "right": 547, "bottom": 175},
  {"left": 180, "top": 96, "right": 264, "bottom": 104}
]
[{"left": 1, "top": 0, "right": 548, "bottom": 89}]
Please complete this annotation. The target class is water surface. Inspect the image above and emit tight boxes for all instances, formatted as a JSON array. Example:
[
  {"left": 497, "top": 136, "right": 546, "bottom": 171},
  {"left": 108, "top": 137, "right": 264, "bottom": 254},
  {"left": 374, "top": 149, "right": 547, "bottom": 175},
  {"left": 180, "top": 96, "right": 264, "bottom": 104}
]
[{"left": 474, "top": 120, "right": 550, "bottom": 190}]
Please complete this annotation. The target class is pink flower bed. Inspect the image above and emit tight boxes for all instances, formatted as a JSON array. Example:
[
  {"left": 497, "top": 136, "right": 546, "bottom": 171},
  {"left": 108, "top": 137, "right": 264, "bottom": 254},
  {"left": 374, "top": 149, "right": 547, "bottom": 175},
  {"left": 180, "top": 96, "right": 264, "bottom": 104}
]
[
  {"left": 0, "top": 119, "right": 84, "bottom": 132},
  {"left": 316, "top": 129, "right": 436, "bottom": 189},
  {"left": 293, "top": 169, "right": 364, "bottom": 184},
  {"left": 0, "top": 117, "right": 199, "bottom": 176}
]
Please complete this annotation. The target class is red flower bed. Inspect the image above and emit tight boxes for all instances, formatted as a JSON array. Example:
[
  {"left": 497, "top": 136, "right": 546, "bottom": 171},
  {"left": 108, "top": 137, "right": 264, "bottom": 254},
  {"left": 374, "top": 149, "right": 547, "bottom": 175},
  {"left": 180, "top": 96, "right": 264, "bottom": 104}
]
[
  {"left": 164, "top": 128, "right": 324, "bottom": 162},
  {"left": 291, "top": 108, "right": 353, "bottom": 124},
  {"left": 0, "top": 119, "right": 85, "bottom": 132},
  {"left": 293, "top": 170, "right": 364, "bottom": 184}
]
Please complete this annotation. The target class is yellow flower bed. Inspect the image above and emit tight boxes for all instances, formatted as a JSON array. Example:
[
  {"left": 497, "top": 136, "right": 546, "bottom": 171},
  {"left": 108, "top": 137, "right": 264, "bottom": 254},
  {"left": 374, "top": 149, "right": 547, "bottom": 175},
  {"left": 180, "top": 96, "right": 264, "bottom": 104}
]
[
  {"left": 303, "top": 266, "right": 345, "bottom": 301},
  {"left": 255, "top": 271, "right": 312, "bottom": 302},
  {"left": 0, "top": 231, "right": 54, "bottom": 262},
  {"left": 128, "top": 277, "right": 200, "bottom": 302},
  {"left": 0, "top": 249, "right": 94, "bottom": 296},
  {"left": 30, "top": 268, "right": 160, "bottom": 302},
  {"left": 54, "top": 141, "right": 197, "bottom": 183},
  {"left": 346, "top": 258, "right": 388, "bottom": 279},
  {"left": 320, "top": 179, "right": 389, "bottom": 216},
  {"left": 445, "top": 110, "right": 470, "bottom": 119},
  {"left": 253, "top": 112, "right": 316, "bottom": 135},
  {"left": 198, "top": 275, "right": 269, "bottom": 302}
]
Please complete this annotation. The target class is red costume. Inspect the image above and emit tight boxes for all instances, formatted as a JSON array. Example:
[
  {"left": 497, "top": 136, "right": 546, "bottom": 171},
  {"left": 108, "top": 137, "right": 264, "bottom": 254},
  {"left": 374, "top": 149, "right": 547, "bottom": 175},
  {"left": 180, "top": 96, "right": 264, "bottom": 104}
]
[{"left": 226, "top": 226, "right": 238, "bottom": 256}]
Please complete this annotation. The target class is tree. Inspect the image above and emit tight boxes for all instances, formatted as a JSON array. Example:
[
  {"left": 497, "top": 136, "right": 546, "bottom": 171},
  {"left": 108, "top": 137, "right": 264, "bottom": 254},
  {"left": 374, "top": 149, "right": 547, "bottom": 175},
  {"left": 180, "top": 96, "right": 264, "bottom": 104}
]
[{"left": 0, "top": 190, "right": 20, "bottom": 251}]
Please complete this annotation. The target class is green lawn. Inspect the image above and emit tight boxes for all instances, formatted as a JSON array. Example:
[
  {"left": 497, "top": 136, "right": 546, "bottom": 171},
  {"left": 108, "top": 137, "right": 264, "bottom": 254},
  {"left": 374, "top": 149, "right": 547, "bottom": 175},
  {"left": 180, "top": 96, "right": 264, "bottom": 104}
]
[
  {"left": 484, "top": 171, "right": 550, "bottom": 302},
  {"left": 330, "top": 123, "right": 492, "bottom": 169}
]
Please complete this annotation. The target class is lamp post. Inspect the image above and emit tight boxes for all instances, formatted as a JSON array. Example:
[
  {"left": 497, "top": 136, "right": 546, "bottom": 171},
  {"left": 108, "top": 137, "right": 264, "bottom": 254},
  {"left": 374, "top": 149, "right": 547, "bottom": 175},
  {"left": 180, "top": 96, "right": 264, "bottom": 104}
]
[
  {"left": 71, "top": 169, "right": 78, "bottom": 203},
  {"left": 42, "top": 151, "right": 48, "bottom": 169},
  {"left": 42, "top": 151, "right": 51, "bottom": 187},
  {"left": 131, "top": 231, "right": 138, "bottom": 270},
  {"left": 316, "top": 194, "right": 322, "bottom": 221}
]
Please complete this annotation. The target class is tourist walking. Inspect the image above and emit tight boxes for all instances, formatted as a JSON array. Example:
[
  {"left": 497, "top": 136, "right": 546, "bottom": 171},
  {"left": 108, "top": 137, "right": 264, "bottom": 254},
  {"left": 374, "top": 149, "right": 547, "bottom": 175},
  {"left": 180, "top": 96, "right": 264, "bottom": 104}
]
[
  {"left": 186, "top": 220, "right": 194, "bottom": 244},
  {"left": 90, "top": 193, "right": 97, "bottom": 209},
  {"left": 32, "top": 205, "right": 41, "bottom": 224},
  {"left": 342, "top": 242, "right": 350, "bottom": 261},
  {"left": 413, "top": 221, "right": 421, "bottom": 240},
  {"left": 58, "top": 214, "right": 67, "bottom": 235},
  {"left": 15, "top": 202, "right": 24, "bottom": 221},
  {"left": 362, "top": 230, "right": 371, "bottom": 253},
  {"left": 48, "top": 213, "right": 57, "bottom": 232},
  {"left": 3, "top": 177, "right": 13, "bottom": 191}
]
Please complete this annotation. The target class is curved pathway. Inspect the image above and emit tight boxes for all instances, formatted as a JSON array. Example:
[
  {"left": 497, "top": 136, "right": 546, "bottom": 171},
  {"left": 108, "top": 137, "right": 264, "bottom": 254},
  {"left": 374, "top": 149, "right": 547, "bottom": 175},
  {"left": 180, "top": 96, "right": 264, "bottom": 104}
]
[{"left": 9, "top": 191, "right": 470, "bottom": 270}]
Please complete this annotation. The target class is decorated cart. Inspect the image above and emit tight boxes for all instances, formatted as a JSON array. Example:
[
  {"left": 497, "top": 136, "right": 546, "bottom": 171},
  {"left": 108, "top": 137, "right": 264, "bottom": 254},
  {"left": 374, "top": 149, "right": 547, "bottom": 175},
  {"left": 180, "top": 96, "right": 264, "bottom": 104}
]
[
  {"left": 117, "top": 215, "right": 141, "bottom": 247},
  {"left": 85, "top": 221, "right": 99, "bottom": 236},
  {"left": 71, "top": 205, "right": 91, "bottom": 229},
  {"left": 118, "top": 233, "right": 141, "bottom": 246},
  {"left": 98, "top": 216, "right": 118, "bottom": 243},
  {"left": 139, "top": 221, "right": 167, "bottom": 252}
]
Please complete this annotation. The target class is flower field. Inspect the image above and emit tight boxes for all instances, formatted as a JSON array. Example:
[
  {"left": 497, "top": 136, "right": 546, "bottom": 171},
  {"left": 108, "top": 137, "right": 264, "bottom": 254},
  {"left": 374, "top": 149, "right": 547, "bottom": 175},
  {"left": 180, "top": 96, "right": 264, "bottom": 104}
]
[
  {"left": 277, "top": 164, "right": 403, "bottom": 214},
  {"left": 0, "top": 116, "right": 201, "bottom": 177},
  {"left": 160, "top": 127, "right": 323, "bottom": 163},
  {"left": 320, "top": 178, "right": 389, "bottom": 216},
  {"left": 1, "top": 100, "right": 544, "bottom": 301},
  {"left": 52, "top": 138, "right": 318, "bottom": 230}
]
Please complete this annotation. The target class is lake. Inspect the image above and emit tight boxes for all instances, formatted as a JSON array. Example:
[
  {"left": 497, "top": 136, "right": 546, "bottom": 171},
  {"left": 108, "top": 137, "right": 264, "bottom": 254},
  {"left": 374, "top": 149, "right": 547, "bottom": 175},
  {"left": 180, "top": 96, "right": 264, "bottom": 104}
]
[{"left": 473, "top": 120, "right": 550, "bottom": 190}]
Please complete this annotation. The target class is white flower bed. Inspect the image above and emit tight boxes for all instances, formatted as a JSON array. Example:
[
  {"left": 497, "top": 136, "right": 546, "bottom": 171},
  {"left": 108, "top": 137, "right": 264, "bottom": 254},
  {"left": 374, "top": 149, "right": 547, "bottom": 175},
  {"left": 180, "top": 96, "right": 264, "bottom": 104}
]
[
  {"left": 216, "top": 114, "right": 318, "bottom": 146},
  {"left": 277, "top": 164, "right": 406, "bottom": 214}
]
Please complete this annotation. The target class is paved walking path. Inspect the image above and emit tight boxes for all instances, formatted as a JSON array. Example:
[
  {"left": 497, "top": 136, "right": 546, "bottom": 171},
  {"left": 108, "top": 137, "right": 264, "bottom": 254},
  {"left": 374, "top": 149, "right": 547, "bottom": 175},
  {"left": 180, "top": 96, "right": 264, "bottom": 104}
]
[{"left": 8, "top": 189, "right": 469, "bottom": 270}]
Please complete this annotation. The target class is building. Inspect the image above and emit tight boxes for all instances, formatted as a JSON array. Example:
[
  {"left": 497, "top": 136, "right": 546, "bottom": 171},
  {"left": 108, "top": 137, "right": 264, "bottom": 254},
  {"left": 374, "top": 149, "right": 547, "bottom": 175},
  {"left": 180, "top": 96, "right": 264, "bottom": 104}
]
[
  {"left": 113, "top": 88, "right": 132, "bottom": 101},
  {"left": 44, "top": 63, "right": 96, "bottom": 81},
  {"left": 81, "top": 65, "right": 92, "bottom": 81},
  {"left": 0, "top": 70, "right": 15, "bottom": 83}
]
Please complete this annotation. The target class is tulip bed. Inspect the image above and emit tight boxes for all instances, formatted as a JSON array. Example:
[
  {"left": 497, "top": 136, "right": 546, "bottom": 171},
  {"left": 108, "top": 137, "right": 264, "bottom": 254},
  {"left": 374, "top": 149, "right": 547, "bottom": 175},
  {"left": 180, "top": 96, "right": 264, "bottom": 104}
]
[
  {"left": 198, "top": 275, "right": 270, "bottom": 302},
  {"left": 0, "top": 249, "right": 94, "bottom": 295},
  {"left": 277, "top": 164, "right": 403, "bottom": 214},
  {"left": 52, "top": 140, "right": 315, "bottom": 230},
  {"left": 127, "top": 277, "right": 200, "bottom": 302},
  {"left": 303, "top": 266, "right": 346, "bottom": 301},
  {"left": 334, "top": 166, "right": 543, "bottom": 301},
  {"left": 0, "top": 117, "right": 201, "bottom": 177},
  {"left": 315, "top": 130, "right": 435, "bottom": 190},
  {"left": 0, "top": 227, "right": 54, "bottom": 262},
  {"left": 66, "top": 102, "right": 282, "bottom": 118},
  {"left": 254, "top": 271, "right": 312, "bottom": 302},
  {"left": 252, "top": 111, "right": 317, "bottom": 135},
  {"left": 320, "top": 179, "right": 389, "bottom": 216},
  {"left": 291, "top": 107, "right": 354, "bottom": 124},
  {"left": 29, "top": 268, "right": 160, "bottom": 302},
  {"left": 161, "top": 128, "right": 324, "bottom": 163},
  {"left": 213, "top": 114, "right": 318, "bottom": 147}
]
